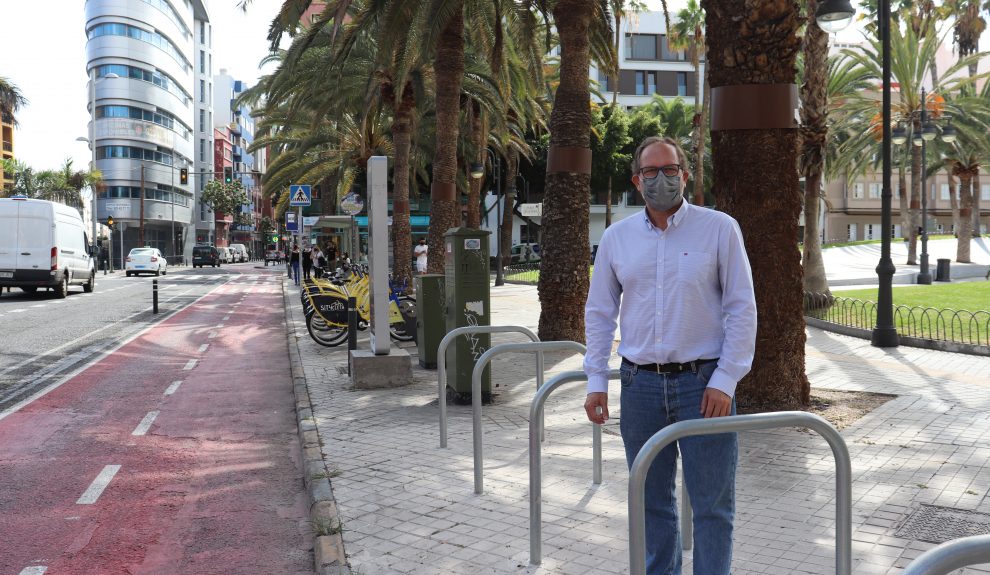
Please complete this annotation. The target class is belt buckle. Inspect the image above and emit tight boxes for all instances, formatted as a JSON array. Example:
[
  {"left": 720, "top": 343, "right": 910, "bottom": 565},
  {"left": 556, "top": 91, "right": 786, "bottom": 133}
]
[{"left": 655, "top": 363, "right": 662, "bottom": 373}]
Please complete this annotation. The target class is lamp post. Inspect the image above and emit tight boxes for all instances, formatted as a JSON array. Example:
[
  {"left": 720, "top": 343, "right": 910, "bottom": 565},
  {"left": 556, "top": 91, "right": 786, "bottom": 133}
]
[
  {"left": 80, "top": 70, "right": 119, "bottom": 247},
  {"left": 515, "top": 173, "right": 531, "bottom": 242},
  {"left": 470, "top": 149, "right": 504, "bottom": 286},
  {"left": 892, "top": 88, "right": 956, "bottom": 284},
  {"left": 817, "top": 0, "right": 898, "bottom": 347}
]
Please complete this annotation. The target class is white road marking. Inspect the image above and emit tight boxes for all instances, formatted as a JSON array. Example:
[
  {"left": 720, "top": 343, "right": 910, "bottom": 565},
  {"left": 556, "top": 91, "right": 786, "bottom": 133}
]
[
  {"left": 131, "top": 411, "right": 159, "bottom": 436},
  {"left": 164, "top": 380, "right": 182, "bottom": 395},
  {"left": 10, "top": 309, "right": 26, "bottom": 313},
  {"left": 216, "top": 324, "right": 224, "bottom": 329},
  {"left": 19, "top": 567, "right": 47, "bottom": 575},
  {"left": 76, "top": 465, "right": 121, "bottom": 504},
  {"left": 207, "top": 331, "right": 218, "bottom": 339},
  {"left": 222, "top": 316, "right": 230, "bottom": 320},
  {"left": 30, "top": 304, "right": 46, "bottom": 308},
  {"left": 183, "top": 359, "right": 197, "bottom": 370},
  {"left": 198, "top": 344, "right": 209, "bottom": 353}
]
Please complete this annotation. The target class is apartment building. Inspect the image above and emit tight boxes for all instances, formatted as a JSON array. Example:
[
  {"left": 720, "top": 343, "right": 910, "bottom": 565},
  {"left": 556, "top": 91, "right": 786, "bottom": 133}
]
[
  {"left": 1, "top": 111, "right": 13, "bottom": 189},
  {"left": 84, "top": 0, "right": 211, "bottom": 266}
]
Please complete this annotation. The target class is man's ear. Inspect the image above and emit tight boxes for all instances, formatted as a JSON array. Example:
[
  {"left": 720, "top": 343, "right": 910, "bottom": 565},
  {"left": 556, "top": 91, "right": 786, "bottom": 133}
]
[{"left": 631, "top": 174, "right": 641, "bottom": 188}]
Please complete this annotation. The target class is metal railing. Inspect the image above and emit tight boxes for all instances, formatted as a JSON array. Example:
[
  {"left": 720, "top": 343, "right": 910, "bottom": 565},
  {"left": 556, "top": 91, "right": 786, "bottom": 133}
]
[
  {"left": 437, "top": 325, "right": 538, "bottom": 448},
  {"left": 470, "top": 341, "right": 586, "bottom": 494},
  {"left": 628, "top": 412, "right": 851, "bottom": 575},
  {"left": 504, "top": 263, "right": 540, "bottom": 284},
  {"left": 901, "top": 534, "right": 990, "bottom": 575},
  {"left": 804, "top": 291, "right": 990, "bottom": 347},
  {"left": 528, "top": 369, "right": 618, "bottom": 565}
]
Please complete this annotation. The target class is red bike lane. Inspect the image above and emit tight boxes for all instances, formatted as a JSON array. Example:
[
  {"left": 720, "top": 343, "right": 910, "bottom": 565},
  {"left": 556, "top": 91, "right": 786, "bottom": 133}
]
[{"left": 0, "top": 272, "right": 312, "bottom": 575}]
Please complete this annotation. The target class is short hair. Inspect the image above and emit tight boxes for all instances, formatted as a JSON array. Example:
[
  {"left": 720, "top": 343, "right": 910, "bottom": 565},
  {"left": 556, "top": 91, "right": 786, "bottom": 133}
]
[{"left": 630, "top": 136, "right": 690, "bottom": 175}]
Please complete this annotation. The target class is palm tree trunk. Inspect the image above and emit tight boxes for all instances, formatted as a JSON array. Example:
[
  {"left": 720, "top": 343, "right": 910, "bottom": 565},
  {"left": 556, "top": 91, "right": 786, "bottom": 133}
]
[
  {"left": 957, "top": 170, "right": 973, "bottom": 262},
  {"left": 466, "top": 99, "right": 482, "bottom": 229},
  {"left": 704, "top": 0, "right": 808, "bottom": 410},
  {"left": 605, "top": 178, "right": 613, "bottom": 227},
  {"left": 973, "top": 170, "right": 982, "bottom": 236},
  {"left": 425, "top": 4, "right": 465, "bottom": 274},
  {"left": 390, "top": 91, "right": 415, "bottom": 291},
  {"left": 800, "top": 0, "right": 829, "bottom": 296},
  {"left": 500, "top": 152, "right": 517, "bottom": 268},
  {"left": 949, "top": 168, "right": 959, "bottom": 235},
  {"left": 537, "top": 0, "right": 593, "bottom": 342},
  {"left": 693, "top": 69, "right": 709, "bottom": 206},
  {"left": 898, "top": 167, "right": 909, "bottom": 240}
]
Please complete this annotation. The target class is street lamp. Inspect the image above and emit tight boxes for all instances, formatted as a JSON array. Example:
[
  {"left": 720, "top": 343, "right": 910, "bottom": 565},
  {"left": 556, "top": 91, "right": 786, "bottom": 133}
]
[
  {"left": 818, "top": 0, "right": 898, "bottom": 347},
  {"left": 79, "top": 71, "right": 119, "bottom": 246},
  {"left": 470, "top": 149, "right": 504, "bottom": 286},
  {"left": 896, "top": 87, "right": 955, "bottom": 284}
]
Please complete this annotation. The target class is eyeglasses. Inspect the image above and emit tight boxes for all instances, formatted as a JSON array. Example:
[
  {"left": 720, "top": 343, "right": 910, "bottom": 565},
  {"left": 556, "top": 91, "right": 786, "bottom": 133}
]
[{"left": 639, "top": 164, "right": 681, "bottom": 179}]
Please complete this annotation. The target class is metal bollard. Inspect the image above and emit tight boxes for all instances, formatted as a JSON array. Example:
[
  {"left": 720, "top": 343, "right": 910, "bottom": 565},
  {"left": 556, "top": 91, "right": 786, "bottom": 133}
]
[
  {"left": 347, "top": 296, "right": 357, "bottom": 375},
  {"left": 152, "top": 279, "right": 159, "bottom": 314}
]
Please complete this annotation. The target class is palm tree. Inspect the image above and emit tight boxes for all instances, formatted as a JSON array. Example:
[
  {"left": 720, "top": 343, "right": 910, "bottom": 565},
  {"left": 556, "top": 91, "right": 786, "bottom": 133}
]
[
  {"left": 704, "top": 0, "right": 808, "bottom": 410},
  {"left": 667, "top": 0, "right": 707, "bottom": 206},
  {"left": 0, "top": 76, "right": 28, "bottom": 122}
]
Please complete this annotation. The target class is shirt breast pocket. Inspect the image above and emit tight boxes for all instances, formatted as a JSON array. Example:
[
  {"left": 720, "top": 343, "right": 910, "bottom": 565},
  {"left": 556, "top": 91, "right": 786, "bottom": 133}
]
[{"left": 677, "top": 251, "right": 716, "bottom": 284}]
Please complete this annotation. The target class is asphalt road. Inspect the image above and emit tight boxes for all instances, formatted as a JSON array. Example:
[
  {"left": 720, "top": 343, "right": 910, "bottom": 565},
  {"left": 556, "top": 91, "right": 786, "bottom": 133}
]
[{"left": 0, "top": 262, "right": 312, "bottom": 574}]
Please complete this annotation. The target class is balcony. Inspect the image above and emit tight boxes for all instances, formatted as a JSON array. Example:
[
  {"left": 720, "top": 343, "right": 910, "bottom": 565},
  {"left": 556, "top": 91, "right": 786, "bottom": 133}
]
[{"left": 3, "top": 141, "right": 12, "bottom": 153}]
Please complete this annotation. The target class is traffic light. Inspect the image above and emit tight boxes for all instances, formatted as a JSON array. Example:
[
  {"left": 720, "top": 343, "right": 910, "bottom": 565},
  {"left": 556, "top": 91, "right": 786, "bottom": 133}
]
[
  {"left": 179, "top": 168, "right": 188, "bottom": 185},
  {"left": 106, "top": 216, "right": 114, "bottom": 228},
  {"left": 271, "top": 234, "right": 279, "bottom": 243},
  {"left": 223, "top": 166, "right": 233, "bottom": 184}
]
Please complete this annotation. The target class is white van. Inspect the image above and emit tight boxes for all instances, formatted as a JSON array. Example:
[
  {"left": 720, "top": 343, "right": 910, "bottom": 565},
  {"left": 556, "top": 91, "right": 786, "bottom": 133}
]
[
  {"left": 228, "top": 243, "right": 248, "bottom": 263},
  {"left": 0, "top": 196, "right": 97, "bottom": 297}
]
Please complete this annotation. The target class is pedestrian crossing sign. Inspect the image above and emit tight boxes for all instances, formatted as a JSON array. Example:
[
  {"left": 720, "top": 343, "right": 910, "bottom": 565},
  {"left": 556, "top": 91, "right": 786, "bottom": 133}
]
[{"left": 289, "top": 184, "right": 312, "bottom": 206}]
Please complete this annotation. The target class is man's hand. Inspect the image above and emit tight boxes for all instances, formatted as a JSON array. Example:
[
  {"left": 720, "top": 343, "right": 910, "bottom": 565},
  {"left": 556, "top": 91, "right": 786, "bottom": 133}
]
[
  {"left": 700, "top": 388, "right": 732, "bottom": 418},
  {"left": 584, "top": 392, "right": 609, "bottom": 424}
]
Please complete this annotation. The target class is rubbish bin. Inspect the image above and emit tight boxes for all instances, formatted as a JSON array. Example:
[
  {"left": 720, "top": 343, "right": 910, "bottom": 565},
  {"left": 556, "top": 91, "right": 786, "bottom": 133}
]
[
  {"left": 415, "top": 274, "right": 445, "bottom": 368},
  {"left": 444, "top": 228, "right": 491, "bottom": 402},
  {"left": 936, "top": 258, "right": 951, "bottom": 282}
]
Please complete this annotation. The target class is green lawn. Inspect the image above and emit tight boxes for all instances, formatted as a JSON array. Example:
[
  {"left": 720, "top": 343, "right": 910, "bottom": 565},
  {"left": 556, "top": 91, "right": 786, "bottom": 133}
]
[{"left": 813, "top": 282, "right": 990, "bottom": 345}]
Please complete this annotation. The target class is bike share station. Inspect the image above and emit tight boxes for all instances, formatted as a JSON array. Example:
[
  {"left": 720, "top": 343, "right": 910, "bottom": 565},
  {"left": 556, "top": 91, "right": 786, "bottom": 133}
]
[{"left": 347, "top": 156, "right": 413, "bottom": 388}]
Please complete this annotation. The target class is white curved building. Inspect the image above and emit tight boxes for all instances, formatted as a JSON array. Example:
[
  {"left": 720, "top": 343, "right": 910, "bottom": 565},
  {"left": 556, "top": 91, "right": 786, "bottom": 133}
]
[{"left": 84, "top": 0, "right": 212, "bottom": 266}]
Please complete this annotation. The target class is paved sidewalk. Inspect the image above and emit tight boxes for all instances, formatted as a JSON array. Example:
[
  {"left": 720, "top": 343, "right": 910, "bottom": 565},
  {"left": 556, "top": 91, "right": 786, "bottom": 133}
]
[{"left": 286, "top": 281, "right": 990, "bottom": 575}]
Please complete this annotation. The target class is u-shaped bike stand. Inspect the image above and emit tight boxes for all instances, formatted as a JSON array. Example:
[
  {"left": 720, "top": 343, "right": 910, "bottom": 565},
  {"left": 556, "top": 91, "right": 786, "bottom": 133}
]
[
  {"left": 436, "top": 325, "right": 538, "bottom": 448},
  {"left": 470, "top": 341, "right": 587, "bottom": 494},
  {"left": 901, "top": 534, "right": 990, "bottom": 575},
  {"left": 628, "top": 412, "right": 852, "bottom": 575}
]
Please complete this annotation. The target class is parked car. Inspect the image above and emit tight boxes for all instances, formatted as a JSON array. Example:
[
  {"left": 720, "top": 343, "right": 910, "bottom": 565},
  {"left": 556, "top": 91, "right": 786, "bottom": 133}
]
[
  {"left": 229, "top": 243, "right": 248, "bottom": 263},
  {"left": 509, "top": 243, "right": 541, "bottom": 265},
  {"left": 218, "top": 247, "right": 232, "bottom": 263},
  {"left": 125, "top": 247, "right": 167, "bottom": 276},
  {"left": 192, "top": 245, "right": 221, "bottom": 268},
  {"left": 0, "top": 196, "right": 97, "bottom": 297}
]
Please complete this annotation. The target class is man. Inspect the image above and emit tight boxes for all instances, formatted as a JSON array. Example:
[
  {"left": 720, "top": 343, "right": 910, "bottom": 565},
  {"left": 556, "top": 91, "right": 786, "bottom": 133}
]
[
  {"left": 414, "top": 238, "right": 428, "bottom": 273},
  {"left": 583, "top": 136, "right": 757, "bottom": 575}
]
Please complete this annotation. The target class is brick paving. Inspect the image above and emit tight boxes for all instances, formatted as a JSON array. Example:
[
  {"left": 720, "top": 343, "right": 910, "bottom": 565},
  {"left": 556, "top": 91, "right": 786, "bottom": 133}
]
[{"left": 286, "top": 280, "right": 990, "bottom": 575}]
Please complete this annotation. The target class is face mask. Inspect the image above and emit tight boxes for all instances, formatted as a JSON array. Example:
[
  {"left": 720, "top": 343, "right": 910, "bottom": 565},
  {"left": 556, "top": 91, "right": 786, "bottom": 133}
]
[{"left": 640, "top": 172, "right": 683, "bottom": 212}]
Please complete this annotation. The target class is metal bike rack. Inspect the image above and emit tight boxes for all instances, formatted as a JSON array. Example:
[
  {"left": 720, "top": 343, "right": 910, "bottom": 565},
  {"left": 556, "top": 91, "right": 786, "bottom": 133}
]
[
  {"left": 470, "top": 341, "right": 587, "bottom": 494},
  {"left": 437, "top": 325, "right": 538, "bottom": 448},
  {"left": 528, "top": 369, "right": 619, "bottom": 565},
  {"left": 628, "top": 412, "right": 851, "bottom": 575},
  {"left": 901, "top": 535, "right": 990, "bottom": 575}
]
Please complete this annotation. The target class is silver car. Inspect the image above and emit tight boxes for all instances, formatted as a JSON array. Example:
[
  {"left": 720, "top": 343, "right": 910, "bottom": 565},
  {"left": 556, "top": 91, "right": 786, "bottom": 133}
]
[{"left": 125, "top": 247, "right": 167, "bottom": 277}]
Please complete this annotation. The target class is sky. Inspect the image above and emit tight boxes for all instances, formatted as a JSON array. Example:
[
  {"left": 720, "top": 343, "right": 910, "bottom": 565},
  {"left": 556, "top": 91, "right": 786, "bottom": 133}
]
[{"left": 0, "top": 0, "right": 282, "bottom": 172}]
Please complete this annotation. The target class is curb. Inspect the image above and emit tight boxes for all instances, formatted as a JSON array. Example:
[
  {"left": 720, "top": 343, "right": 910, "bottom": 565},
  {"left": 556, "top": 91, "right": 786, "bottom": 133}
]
[{"left": 281, "top": 278, "right": 351, "bottom": 575}]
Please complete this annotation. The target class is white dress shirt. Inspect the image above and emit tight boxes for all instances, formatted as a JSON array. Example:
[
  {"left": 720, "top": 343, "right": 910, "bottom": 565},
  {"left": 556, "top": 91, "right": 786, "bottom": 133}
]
[{"left": 584, "top": 201, "right": 757, "bottom": 397}]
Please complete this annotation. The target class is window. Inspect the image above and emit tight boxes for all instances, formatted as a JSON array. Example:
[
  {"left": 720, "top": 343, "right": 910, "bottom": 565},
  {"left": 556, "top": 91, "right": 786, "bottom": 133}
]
[
  {"left": 200, "top": 21, "right": 205, "bottom": 44},
  {"left": 199, "top": 138, "right": 205, "bottom": 162},
  {"left": 851, "top": 183, "right": 864, "bottom": 199},
  {"left": 868, "top": 183, "right": 881, "bottom": 199},
  {"left": 865, "top": 224, "right": 877, "bottom": 240},
  {"left": 98, "top": 64, "right": 190, "bottom": 104},
  {"left": 677, "top": 72, "right": 687, "bottom": 97},
  {"left": 200, "top": 50, "right": 205, "bottom": 73},
  {"left": 626, "top": 34, "right": 657, "bottom": 60},
  {"left": 200, "top": 80, "right": 205, "bottom": 103},
  {"left": 635, "top": 71, "right": 657, "bottom": 96},
  {"left": 88, "top": 22, "right": 190, "bottom": 72},
  {"left": 597, "top": 69, "right": 611, "bottom": 92},
  {"left": 982, "top": 184, "right": 990, "bottom": 201},
  {"left": 941, "top": 183, "right": 951, "bottom": 200},
  {"left": 846, "top": 223, "right": 857, "bottom": 241},
  {"left": 199, "top": 109, "right": 205, "bottom": 133}
]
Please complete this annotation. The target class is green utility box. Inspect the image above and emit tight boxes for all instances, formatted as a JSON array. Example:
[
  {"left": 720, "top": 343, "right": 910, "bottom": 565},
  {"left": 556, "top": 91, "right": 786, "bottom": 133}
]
[
  {"left": 444, "top": 228, "right": 491, "bottom": 402},
  {"left": 415, "top": 274, "right": 445, "bottom": 369}
]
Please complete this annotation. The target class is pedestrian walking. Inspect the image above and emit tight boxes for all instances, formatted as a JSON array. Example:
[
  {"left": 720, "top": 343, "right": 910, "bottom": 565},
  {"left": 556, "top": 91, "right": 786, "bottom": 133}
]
[
  {"left": 302, "top": 245, "right": 313, "bottom": 280},
  {"left": 414, "top": 238, "right": 428, "bottom": 273},
  {"left": 583, "top": 136, "right": 757, "bottom": 575},
  {"left": 312, "top": 245, "right": 325, "bottom": 279},
  {"left": 326, "top": 242, "right": 337, "bottom": 265},
  {"left": 289, "top": 245, "right": 301, "bottom": 285}
]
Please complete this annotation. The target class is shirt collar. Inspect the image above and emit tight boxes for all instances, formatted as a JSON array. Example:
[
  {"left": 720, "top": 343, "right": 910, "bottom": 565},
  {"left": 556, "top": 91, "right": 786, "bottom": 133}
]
[{"left": 640, "top": 198, "right": 690, "bottom": 230}]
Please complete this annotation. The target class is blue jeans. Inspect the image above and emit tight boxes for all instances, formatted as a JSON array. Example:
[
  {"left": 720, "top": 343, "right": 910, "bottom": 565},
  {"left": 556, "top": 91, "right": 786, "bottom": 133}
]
[
  {"left": 291, "top": 261, "right": 301, "bottom": 285},
  {"left": 619, "top": 361, "right": 737, "bottom": 575}
]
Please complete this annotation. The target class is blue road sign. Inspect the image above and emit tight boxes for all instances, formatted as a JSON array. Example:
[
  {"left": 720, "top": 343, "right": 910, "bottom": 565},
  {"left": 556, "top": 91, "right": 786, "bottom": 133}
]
[
  {"left": 285, "top": 211, "right": 298, "bottom": 231},
  {"left": 289, "top": 184, "right": 312, "bottom": 207}
]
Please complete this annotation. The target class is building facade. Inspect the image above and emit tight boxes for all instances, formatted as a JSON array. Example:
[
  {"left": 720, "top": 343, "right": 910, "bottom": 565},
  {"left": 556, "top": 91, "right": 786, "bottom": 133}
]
[
  {"left": 84, "top": 0, "right": 210, "bottom": 267},
  {"left": 1, "top": 110, "right": 13, "bottom": 189}
]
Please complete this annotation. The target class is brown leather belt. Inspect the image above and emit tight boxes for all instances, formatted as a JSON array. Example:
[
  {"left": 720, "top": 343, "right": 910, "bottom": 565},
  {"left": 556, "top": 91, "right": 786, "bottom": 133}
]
[{"left": 621, "top": 357, "right": 718, "bottom": 374}]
